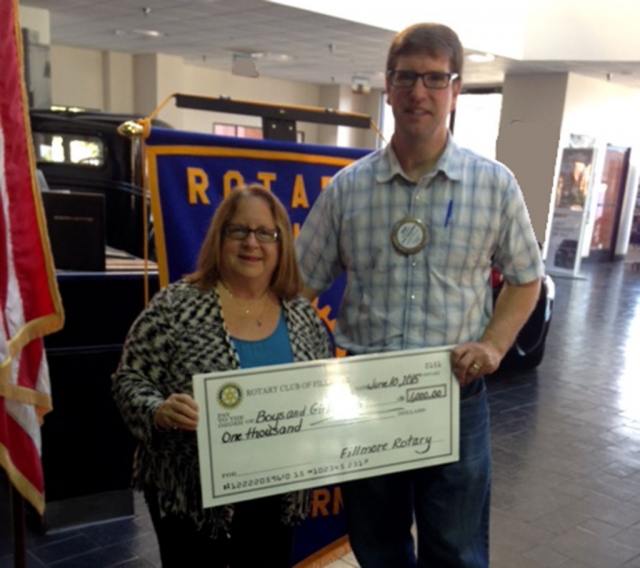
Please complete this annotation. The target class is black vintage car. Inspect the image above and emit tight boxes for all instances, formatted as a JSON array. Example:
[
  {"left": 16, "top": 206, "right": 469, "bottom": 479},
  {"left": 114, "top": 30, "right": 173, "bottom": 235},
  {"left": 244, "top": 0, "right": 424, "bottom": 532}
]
[{"left": 30, "top": 108, "right": 171, "bottom": 259}]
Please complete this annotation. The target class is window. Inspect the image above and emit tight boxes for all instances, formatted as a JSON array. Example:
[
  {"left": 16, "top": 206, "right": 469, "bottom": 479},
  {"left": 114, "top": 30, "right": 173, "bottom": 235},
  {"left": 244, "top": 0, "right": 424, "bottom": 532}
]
[
  {"left": 379, "top": 93, "right": 393, "bottom": 147},
  {"left": 378, "top": 90, "right": 503, "bottom": 159},
  {"left": 451, "top": 91, "right": 502, "bottom": 160},
  {"left": 33, "top": 132, "right": 105, "bottom": 167},
  {"left": 214, "top": 123, "right": 263, "bottom": 139},
  {"left": 213, "top": 123, "right": 305, "bottom": 143}
]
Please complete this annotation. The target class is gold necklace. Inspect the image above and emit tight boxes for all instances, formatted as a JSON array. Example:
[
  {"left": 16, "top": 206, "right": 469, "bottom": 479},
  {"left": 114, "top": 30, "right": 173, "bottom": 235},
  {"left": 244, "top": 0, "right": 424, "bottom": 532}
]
[{"left": 219, "top": 281, "right": 270, "bottom": 327}]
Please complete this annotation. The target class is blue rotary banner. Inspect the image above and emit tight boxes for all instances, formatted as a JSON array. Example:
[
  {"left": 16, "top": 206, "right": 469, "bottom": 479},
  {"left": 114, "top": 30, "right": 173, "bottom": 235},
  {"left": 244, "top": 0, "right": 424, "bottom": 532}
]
[
  {"left": 145, "top": 128, "right": 366, "bottom": 285},
  {"left": 144, "top": 127, "right": 369, "bottom": 567}
]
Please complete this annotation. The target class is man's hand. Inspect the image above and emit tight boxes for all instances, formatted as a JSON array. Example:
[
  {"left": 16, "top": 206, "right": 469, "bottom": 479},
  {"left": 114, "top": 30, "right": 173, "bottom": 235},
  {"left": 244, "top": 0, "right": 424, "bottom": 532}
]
[
  {"left": 451, "top": 278, "right": 542, "bottom": 386},
  {"left": 451, "top": 341, "right": 502, "bottom": 387}
]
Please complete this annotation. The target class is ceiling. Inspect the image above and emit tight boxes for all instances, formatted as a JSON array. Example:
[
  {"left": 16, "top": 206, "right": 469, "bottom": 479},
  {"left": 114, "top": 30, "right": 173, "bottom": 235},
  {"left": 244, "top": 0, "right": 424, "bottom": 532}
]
[{"left": 19, "top": 0, "right": 640, "bottom": 91}]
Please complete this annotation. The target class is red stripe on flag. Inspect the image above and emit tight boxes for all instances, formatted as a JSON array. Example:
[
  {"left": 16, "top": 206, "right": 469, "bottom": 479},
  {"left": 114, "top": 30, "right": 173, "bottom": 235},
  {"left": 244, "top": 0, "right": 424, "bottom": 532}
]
[
  {"left": 0, "top": 426, "right": 45, "bottom": 516},
  {"left": 0, "top": 0, "right": 64, "bottom": 515},
  {"left": 0, "top": 397, "right": 44, "bottom": 494},
  {"left": 18, "top": 324, "right": 45, "bottom": 393},
  {"left": 0, "top": 187, "right": 8, "bottom": 322},
  {"left": 0, "top": 3, "right": 54, "bottom": 324}
]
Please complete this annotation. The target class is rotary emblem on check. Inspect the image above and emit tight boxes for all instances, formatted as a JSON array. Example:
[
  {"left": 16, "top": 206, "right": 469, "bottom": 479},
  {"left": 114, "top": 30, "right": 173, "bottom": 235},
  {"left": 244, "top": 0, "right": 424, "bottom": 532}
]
[{"left": 217, "top": 382, "right": 243, "bottom": 409}]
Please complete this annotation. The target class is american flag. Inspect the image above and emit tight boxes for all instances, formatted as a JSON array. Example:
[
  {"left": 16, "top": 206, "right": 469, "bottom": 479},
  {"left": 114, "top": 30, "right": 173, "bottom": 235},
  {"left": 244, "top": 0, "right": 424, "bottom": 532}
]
[{"left": 0, "top": 0, "right": 64, "bottom": 514}]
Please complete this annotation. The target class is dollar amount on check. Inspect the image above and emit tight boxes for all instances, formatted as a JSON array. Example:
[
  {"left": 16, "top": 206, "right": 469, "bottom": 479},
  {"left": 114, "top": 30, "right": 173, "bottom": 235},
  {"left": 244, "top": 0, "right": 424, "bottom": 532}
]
[{"left": 194, "top": 346, "right": 459, "bottom": 508}]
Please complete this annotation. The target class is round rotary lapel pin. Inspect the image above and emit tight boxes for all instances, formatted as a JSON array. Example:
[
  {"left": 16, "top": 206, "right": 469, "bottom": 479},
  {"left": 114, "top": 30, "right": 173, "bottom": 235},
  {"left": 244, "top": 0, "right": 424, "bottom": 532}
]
[{"left": 391, "top": 217, "right": 428, "bottom": 255}]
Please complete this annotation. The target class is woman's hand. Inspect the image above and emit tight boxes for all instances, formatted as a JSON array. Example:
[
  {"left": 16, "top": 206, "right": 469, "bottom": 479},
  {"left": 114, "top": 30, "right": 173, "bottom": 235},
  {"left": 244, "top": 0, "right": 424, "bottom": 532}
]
[{"left": 153, "top": 393, "right": 199, "bottom": 432}]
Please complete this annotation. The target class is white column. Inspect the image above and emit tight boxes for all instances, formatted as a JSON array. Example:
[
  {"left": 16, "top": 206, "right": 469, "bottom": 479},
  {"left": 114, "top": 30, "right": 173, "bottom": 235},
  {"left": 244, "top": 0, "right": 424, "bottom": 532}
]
[
  {"left": 134, "top": 53, "right": 185, "bottom": 128},
  {"left": 103, "top": 52, "right": 134, "bottom": 114},
  {"left": 496, "top": 73, "right": 568, "bottom": 244}
]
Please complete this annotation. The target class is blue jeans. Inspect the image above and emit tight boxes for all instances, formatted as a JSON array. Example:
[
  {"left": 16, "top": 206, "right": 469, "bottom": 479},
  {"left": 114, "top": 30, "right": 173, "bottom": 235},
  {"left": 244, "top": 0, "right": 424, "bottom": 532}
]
[{"left": 341, "top": 386, "right": 491, "bottom": 568}]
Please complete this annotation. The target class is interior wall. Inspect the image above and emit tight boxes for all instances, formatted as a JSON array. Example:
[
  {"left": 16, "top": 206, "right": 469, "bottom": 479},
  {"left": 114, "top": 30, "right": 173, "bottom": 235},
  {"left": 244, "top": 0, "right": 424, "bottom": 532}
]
[
  {"left": 17, "top": 5, "right": 50, "bottom": 44},
  {"left": 317, "top": 85, "right": 341, "bottom": 146},
  {"left": 353, "top": 88, "right": 384, "bottom": 149},
  {"left": 132, "top": 52, "right": 187, "bottom": 128},
  {"left": 51, "top": 45, "right": 104, "bottom": 109},
  {"left": 51, "top": 44, "right": 409, "bottom": 149},
  {"left": 102, "top": 51, "right": 134, "bottom": 114},
  {"left": 133, "top": 53, "right": 158, "bottom": 118},
  {"left": 181, "top": 64, "right": 323, "bottom": 143},
  {"left": 317, "top": 85, "right": 380, "bottom": 149},
  {"left": 154, "top": 53, "right": 186, "bottom": 129}
]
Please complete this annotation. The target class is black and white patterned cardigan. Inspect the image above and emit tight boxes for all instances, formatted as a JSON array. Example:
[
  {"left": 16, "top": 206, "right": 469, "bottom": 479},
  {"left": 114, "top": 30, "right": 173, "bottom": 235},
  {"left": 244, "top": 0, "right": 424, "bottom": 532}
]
[{"left": 112, "top": 279, "right": 333, "bottom": 536}]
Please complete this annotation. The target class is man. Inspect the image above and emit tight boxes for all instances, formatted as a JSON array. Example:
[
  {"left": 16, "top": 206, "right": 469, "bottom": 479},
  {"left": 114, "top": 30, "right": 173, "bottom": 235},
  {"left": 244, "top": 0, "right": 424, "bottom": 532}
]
[{"left": 295, "top": 23, "right": 543, "bottom": 568}]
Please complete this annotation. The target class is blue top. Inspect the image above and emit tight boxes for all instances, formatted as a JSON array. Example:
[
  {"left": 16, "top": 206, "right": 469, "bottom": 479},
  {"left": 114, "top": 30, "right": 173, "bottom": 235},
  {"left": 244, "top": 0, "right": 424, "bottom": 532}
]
[{"left": 231, "top": 311, "right": 294, "bottom": 368}]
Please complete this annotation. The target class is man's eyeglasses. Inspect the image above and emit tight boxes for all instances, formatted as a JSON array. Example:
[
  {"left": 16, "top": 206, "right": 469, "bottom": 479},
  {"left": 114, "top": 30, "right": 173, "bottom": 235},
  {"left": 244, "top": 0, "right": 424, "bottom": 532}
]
[
  {"left": 387, "top": 70, "right": 459, "bottom": 90},
  {"left": 223, "top": 224, "right": 280, "bottom": 243}
]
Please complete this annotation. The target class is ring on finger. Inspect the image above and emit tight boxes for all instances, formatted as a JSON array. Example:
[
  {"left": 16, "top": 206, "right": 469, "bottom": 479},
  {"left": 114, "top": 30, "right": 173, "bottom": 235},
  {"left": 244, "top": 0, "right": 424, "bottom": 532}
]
[{"left": 471, "top": 362, "right": 481, "bottom": 371}]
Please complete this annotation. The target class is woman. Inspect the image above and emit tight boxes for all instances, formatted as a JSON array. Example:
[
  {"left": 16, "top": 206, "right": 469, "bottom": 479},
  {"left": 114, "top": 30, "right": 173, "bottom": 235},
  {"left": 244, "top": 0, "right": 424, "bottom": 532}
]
[{"left": 112, "top": 184, "right": 332, "bottom": 568}]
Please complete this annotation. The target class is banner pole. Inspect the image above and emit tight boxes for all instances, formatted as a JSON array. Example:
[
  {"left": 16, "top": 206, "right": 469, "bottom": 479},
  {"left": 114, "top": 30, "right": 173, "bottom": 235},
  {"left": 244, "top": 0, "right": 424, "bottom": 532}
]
[
  {"left": 117, "top": 120, "right": 152, "bottom": 305},
  {"left": 10, "top": 485, "right": 27, "bottom": 568}
]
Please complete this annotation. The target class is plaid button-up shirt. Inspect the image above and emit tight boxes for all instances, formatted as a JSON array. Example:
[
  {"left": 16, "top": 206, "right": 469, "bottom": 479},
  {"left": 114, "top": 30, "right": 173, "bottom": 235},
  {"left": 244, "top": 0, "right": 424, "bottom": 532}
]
[{"left": 296, "top": 137, "right": 544, "bottom": 355}]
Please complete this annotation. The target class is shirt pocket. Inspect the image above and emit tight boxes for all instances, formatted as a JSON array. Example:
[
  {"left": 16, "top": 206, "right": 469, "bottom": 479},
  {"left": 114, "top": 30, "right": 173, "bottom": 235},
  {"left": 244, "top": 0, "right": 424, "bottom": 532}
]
[{"left": 428, "top": 215, "right": 496, "bottom": 275}]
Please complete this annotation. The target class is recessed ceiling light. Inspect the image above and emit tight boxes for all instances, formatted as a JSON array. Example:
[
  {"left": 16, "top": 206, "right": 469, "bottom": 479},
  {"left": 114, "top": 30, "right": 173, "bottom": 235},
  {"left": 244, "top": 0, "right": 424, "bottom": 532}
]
[
  {"left": 468, "top": 53, "right": 495, "bottom": 63},
  {"left": 114, "top": 29, "right": 167, "bottom": 39}
]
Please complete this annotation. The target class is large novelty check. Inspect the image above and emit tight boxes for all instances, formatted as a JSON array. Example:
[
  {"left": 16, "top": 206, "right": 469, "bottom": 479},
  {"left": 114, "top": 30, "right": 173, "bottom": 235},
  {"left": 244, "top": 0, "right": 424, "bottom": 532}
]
[{"left": 193, "top": 347, "right": 459, "bottom": 508}]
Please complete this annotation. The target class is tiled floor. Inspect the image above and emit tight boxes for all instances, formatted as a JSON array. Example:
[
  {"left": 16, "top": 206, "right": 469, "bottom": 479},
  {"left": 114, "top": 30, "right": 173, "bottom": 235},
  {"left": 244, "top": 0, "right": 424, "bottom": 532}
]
[{"left": 2, "top": 260, "right": 640, "bottom": 567}]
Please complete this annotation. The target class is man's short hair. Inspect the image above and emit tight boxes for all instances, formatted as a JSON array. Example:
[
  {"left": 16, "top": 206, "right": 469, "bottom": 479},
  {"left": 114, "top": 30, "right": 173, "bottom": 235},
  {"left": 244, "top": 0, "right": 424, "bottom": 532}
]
[{"left": 386, "top": 23, "right": 464, "bottom": 77}]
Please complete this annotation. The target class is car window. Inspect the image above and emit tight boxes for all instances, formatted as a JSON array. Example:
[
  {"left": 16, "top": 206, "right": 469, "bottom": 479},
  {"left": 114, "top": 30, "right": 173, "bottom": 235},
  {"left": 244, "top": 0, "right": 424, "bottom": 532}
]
[{"left": 33, "top": 132, "right": 105, "bottom": 167}]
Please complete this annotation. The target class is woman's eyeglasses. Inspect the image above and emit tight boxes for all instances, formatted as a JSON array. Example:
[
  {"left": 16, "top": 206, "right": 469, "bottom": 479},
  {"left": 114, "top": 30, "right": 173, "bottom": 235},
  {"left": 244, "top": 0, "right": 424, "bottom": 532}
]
[{"left": 223, "top": 225, "right": 280, "bottom": 243}]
